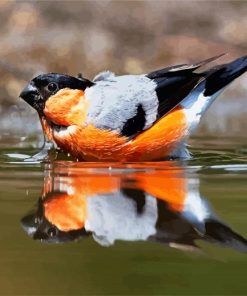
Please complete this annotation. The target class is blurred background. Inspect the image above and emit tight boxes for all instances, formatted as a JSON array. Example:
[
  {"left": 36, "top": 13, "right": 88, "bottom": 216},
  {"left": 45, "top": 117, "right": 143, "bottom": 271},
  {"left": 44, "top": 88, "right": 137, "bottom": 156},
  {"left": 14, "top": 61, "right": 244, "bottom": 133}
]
[{"left": 1, "top": 0, "right": 247, "bottom": 143}]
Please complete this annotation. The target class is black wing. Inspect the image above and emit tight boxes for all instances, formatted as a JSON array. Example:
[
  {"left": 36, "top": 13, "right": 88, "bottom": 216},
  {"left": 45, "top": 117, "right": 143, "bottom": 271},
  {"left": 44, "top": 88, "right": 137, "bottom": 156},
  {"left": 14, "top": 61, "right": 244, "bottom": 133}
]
[
  {"left": 146, "top": 54, "right": 225, "bottom": 118},
  {"left": 122, "top": 54, "right": 247, "bottom": 138}
]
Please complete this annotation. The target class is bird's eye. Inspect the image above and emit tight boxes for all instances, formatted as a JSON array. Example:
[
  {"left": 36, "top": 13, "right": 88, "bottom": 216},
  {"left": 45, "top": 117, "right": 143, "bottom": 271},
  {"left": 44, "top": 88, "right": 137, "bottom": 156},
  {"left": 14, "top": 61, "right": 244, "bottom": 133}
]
[
  {"left": 47, "top": 82, "right": 58, "bottom": 93},
  {"left": 47, "top": 226, "right": 58, "bottom": 237}
]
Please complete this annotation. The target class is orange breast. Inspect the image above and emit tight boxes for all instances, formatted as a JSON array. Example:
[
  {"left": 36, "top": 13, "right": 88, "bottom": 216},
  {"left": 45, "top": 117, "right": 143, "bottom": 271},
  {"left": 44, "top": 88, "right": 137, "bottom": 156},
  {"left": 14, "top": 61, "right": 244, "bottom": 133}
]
[
  {"left": 52, "top": 124, "right": 127, "bottom": 161},
  {"left": 49, "top": 107, "right": 188, "bottom": 161},
  {"left": 44, "top": 88, "right": 88, "bottom": 126}
]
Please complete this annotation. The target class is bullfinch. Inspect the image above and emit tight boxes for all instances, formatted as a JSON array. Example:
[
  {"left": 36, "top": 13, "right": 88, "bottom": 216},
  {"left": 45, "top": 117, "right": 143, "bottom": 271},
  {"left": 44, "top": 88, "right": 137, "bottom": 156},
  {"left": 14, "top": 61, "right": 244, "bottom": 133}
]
[{"left": 20, "top": 54, "right": 247, "bottom": 161}]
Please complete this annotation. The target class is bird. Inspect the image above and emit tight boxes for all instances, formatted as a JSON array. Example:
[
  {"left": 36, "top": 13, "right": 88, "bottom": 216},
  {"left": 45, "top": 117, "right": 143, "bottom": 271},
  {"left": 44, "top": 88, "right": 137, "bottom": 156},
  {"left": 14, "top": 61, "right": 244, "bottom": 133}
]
[{"left": 20, "top": 54, "right": 247, "bottom": 162}]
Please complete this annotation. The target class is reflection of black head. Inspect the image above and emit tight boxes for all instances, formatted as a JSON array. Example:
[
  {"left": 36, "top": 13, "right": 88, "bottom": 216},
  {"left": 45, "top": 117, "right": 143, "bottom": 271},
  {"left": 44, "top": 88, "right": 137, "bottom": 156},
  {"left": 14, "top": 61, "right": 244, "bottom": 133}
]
[{"left": 21, "top": 197, "right": 89, "bottom": 244}]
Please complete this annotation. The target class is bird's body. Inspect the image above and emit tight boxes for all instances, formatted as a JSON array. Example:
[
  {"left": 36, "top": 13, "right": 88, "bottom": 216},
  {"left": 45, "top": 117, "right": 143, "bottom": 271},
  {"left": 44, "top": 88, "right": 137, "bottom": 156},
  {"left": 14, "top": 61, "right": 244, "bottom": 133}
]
[
  {"left": 41, "top": 87, "right": 188, "bottom": 161},
  {"left": 20, "top": 54, "right": 247, "bottom": 161}
]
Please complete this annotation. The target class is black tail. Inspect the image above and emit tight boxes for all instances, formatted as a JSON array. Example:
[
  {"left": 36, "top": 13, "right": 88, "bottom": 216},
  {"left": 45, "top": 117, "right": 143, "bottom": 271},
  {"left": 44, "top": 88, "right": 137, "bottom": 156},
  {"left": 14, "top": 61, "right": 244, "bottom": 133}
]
[
  {"left": 205, "top": 220, "right": 247, "bottom": 252},
  {"left": 146, "top": 54, "right": 247, "bottom": 119},
  {"left": 204, "top": 55, "right": 247, "bottom": 96}
]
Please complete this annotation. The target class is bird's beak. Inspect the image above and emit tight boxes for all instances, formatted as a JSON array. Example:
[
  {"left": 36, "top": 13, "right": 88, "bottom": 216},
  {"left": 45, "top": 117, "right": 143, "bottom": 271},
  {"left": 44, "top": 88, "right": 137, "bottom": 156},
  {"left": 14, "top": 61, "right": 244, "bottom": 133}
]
[{"left": 19, "top": 83, "right": 42, "bottom": 112}]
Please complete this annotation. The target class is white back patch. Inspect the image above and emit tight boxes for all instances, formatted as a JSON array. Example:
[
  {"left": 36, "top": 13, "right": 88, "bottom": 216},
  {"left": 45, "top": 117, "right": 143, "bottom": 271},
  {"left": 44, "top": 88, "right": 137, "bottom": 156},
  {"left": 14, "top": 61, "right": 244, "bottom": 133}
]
[{"left": 85, "top": 72, "right": 158, "bottom": 133}]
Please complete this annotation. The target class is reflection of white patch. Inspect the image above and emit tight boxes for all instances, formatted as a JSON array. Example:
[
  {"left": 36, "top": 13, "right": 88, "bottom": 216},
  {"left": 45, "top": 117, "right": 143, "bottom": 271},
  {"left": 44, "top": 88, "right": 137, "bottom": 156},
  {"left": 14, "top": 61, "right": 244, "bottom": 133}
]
[
  {"left": 182, "top": 178, "right": 214, "bottom": 233},
  {"left": 85, "top": 192, "right": 158, "bottom": 246},
  {"left": 85, "top": 73, "right": 158, "bottom": 133}
]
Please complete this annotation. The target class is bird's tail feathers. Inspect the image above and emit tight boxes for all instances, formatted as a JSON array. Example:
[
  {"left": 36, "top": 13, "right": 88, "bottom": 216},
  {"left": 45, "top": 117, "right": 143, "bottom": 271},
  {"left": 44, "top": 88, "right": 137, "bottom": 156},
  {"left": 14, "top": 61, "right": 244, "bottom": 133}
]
[
  {"left": 181, "top": 55, "right": 247, "bottom": 132},
  {"left": 204, "top": 55, "right": 247, "bottom": 96}
]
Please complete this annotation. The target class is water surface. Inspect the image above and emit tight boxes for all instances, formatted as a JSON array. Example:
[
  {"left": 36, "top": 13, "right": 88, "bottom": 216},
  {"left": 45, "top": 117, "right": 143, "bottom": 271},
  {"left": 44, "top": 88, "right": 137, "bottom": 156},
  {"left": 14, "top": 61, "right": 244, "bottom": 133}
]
[{"left": 0, "top": 137, "right": 247, "bottom": 295}]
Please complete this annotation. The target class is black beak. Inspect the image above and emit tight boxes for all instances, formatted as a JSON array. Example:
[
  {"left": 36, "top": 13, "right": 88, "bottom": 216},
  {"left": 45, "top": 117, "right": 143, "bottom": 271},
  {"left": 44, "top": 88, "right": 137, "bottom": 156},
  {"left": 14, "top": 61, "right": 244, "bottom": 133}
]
[{"left": 19, "top": 83, "right": 42, "bottom": 112}]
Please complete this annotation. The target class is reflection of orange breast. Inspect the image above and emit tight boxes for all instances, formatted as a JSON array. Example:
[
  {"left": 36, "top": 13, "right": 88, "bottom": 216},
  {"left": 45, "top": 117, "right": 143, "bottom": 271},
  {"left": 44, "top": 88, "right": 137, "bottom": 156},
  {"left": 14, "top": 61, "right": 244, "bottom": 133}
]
[
  {"left": 134, "top": 170, "right": 186, "bottom": 212},
  {"left": 42, "top": 166, "right": 187, "bottom": 232},
  {"left": 44, "top": 193, "right": 87, "bottom": 232},
  {"left": 50, "top": 106, "right": 188, "bottom": 161},
  {"left": 43, "top": 174, "right": 120, "bottom": 232}
]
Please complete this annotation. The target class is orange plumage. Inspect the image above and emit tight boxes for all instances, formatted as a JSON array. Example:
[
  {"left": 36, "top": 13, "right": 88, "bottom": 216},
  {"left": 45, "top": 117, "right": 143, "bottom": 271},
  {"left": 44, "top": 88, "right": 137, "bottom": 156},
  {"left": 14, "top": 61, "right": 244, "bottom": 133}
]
[
  {"left": 41, "top": 89, "right": 188, "bottom": 161},
  {"left": 42, "top": 165, "right": 186, "bottom": 232}
]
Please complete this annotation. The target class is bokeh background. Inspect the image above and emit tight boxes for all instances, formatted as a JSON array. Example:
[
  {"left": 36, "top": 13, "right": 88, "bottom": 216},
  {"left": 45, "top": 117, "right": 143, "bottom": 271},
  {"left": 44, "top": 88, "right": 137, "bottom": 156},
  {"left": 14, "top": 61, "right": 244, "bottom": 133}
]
[{"left": 1, "top": 0, "right": 247, "bottom": 143}]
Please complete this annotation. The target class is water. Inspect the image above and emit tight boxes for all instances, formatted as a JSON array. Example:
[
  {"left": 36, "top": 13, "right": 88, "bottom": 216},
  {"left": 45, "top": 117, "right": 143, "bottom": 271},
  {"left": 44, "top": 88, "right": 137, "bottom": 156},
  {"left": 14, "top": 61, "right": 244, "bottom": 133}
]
[{"left": 0, "top": 137, "right": 247, "bottom": 295}]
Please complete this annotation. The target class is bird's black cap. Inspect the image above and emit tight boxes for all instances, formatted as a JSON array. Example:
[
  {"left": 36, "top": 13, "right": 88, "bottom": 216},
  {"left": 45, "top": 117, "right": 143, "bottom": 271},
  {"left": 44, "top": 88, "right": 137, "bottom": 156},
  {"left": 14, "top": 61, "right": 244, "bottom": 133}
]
[{"left": 20, "top": 73, "right": 94, "bottom": 114}]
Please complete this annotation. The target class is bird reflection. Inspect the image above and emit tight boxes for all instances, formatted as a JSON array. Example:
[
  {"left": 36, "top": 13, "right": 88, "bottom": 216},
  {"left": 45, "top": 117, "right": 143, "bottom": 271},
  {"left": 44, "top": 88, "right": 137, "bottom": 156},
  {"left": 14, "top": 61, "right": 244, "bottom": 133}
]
[{"left": 21, "top": 163, "right": 247, "bottom": 252}]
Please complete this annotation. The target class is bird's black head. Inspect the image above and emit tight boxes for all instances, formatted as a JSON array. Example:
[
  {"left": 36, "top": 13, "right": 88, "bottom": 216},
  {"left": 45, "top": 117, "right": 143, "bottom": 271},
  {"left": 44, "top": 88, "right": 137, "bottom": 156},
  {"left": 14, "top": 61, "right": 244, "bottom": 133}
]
[
  {"left": 21, "top": 197, "right": 89, "bottom": 244},
  {"left": 19, "top": 73, "right": 94, "bottom": 114}
]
